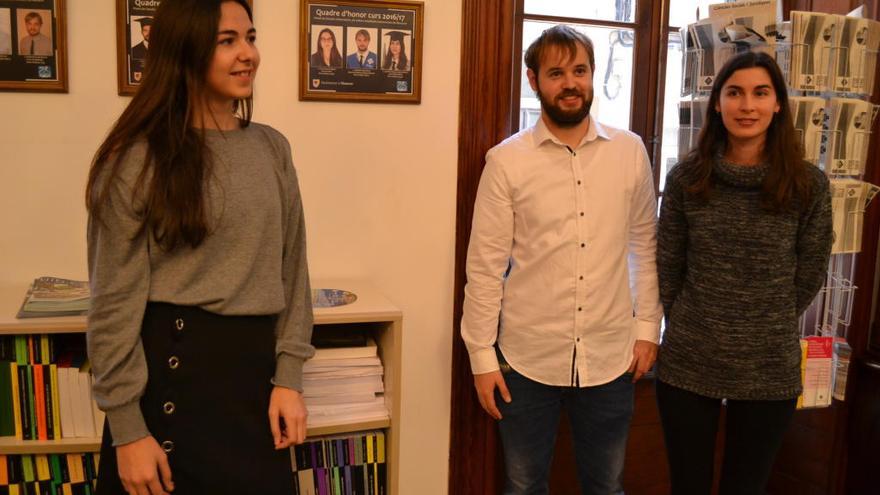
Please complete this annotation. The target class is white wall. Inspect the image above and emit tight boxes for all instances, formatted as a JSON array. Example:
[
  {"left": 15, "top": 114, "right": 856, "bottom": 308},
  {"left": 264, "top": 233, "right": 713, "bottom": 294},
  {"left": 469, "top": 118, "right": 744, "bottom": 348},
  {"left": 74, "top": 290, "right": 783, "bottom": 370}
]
[{"left": 0, "top": 1, "right": 459, "bottom": 492}]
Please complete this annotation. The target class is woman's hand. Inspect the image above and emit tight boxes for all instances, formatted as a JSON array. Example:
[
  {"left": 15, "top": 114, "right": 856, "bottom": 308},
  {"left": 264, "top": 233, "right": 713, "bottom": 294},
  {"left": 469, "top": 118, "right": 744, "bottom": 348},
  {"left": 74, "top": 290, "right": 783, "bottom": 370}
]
[
  {"left": 268, "top": 386, "right": 308, "bottom": 449},
  {"left": 116, "top": 436, "right": 174, "bottom": 495}
]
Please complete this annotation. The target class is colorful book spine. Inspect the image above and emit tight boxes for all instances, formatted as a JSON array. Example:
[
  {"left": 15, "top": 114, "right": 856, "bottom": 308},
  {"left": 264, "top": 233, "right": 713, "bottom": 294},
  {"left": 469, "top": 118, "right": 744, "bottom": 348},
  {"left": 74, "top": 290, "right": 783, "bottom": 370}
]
[
  {"left": 291, "top": 431, "right": 387, "bottom": 495},
  {"left": 49, "top": 365, "right": 61, "bottom": 440},
  {"left": 0, "top": 454, "right": 98, "bottom": 494},
  {"left": 33, "top": 365, "right": 46, "bottom": 441}
]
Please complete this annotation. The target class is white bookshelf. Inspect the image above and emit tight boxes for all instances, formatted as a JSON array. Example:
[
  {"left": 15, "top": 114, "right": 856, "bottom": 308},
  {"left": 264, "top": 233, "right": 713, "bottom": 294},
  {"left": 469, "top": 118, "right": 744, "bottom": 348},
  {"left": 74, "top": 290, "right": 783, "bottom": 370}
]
[{"left": 0, "top": 279, "right": 402, "bottom": 494}]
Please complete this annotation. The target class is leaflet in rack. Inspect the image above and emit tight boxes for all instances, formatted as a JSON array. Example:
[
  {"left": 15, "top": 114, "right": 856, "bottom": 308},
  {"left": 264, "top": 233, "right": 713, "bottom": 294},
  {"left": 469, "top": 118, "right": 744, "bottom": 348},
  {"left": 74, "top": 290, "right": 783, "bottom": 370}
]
[
  {"left": 826, "top": 98, "right": 877, "bottom": 176},
  {"left": 790, "top": 96, "right": 826, "bottom": 166},
  {"left": 829, "top": 179, "right": 880, "bottom": 254}
]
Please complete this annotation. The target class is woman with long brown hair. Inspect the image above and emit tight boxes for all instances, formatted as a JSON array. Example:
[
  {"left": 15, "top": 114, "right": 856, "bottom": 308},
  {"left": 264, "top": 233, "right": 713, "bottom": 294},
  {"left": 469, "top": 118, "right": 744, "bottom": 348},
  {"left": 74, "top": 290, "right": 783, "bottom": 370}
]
[
  {"left": 656, "top": 51, "right": 832, "bottom": 493},
  {"left": 85, "top": 1, "right": 313, "bottom": 493}
]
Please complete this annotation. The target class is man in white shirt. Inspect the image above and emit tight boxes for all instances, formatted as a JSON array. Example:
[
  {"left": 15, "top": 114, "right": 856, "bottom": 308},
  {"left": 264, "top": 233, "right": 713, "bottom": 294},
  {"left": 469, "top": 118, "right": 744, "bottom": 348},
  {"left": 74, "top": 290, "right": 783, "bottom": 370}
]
[{"left": 461, "top": 25, "right": 662, "bottom": 494}]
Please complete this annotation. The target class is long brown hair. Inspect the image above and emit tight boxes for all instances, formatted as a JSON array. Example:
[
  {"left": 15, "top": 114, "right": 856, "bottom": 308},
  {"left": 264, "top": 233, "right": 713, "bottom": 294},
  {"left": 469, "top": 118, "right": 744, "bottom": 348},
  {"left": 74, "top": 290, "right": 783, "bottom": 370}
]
[
  {"left": 86, "top": 0, "right": 254, "bottom": 250},
  {"left": 683, "top": 51, "right": 812, "bottom": 211}
]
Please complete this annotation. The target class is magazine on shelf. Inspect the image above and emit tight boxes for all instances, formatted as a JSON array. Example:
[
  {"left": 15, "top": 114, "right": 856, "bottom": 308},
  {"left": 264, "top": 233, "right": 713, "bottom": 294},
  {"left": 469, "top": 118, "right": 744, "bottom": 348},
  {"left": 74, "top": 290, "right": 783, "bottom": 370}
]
[
  {"left": 789, "top": 96, "right": 826, "bottom": 166},
  {"left": 826, "top": 97, "right": 876, "bottom": 176},
  {"left": 16, "top": 277, "right": 90, "bottom": 319}
]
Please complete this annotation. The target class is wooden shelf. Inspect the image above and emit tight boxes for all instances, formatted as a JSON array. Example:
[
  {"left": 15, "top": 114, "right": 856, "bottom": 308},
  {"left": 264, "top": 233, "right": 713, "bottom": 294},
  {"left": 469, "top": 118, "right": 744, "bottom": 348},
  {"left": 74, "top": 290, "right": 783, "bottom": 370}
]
[
  {"left": 0, "top": 437, "right": 102, "bottom": 454},
  {"left": 0, "top": 417, "right": 391, "bottom": 455},
  {"left": 0, "top": 279, "right": 402, "bottom": 334},
  {"left": 307, "top": 418, "right": 391, "bottom": 437}
]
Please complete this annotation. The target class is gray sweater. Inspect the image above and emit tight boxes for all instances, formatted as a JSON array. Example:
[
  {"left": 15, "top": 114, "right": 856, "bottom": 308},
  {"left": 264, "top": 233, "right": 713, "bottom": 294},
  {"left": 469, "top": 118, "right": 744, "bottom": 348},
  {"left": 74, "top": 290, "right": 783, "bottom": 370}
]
[
  {"left": 656, "top": 158, "right": 832, "bottom": 400},
  {"left": 87, "top": 123, "right": 314, "bottom": 445}
]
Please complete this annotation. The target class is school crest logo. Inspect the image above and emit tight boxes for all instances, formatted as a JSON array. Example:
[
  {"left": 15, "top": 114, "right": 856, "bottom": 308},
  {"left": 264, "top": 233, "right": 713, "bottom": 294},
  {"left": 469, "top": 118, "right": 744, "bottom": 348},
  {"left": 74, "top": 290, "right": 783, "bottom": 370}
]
[{"left": 312, "top": 79, "right": 320, "bottom": 88}]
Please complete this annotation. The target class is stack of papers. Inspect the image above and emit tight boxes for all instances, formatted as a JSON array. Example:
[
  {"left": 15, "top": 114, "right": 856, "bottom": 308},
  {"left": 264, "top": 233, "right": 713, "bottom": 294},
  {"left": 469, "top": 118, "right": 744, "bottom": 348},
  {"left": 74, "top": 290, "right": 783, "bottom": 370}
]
[{"left": 304, "top": 338, "right": 389, "bottom": 428}]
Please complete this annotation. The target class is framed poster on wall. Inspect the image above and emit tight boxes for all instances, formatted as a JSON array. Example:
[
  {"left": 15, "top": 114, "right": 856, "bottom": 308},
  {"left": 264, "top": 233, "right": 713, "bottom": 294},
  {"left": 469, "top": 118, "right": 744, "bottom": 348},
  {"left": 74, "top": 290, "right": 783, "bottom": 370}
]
[
  {"left": 116, "top": 0, "right": 158, "bottom": 95},
  {"left": 0, "top": 0, "right": 67, "bottom": 92},
  {"left": 116, "top": 0, "right": 253, "bottom": 96},
  {"left": 299, "top": 0, "right": 424, "bottom": 103}
]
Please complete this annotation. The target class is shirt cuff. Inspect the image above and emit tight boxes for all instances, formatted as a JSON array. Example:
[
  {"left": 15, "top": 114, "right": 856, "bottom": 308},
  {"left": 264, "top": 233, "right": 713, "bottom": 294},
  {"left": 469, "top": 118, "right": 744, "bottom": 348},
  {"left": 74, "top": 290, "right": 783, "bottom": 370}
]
[
  {"left": 635, "top": 318, "right": 661, "bottom": 344},
  {"left": 272, "top": 355, "right": 305, "bottom": 392},
  {"left": 468, "top": 347, "right": 500, "bottom": 375},
  {"left": 106, "top": 402, "right": 150, "bottom": 447}
]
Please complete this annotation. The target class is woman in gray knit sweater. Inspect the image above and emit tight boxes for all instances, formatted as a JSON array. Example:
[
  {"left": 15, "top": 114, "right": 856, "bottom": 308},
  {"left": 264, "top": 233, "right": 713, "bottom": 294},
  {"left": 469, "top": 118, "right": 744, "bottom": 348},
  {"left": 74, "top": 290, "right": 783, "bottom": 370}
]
[
  {"left": 85, "top": 1, "right": 313, "bottom": 494},
  {"left": 656, "top": 51, "right": 832, "bottom": 494}
]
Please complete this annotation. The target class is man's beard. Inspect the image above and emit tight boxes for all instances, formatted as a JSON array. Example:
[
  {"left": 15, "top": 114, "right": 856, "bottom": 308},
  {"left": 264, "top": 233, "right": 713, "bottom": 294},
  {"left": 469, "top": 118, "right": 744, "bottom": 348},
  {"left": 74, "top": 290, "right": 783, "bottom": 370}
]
[{"left": 537, "top": 87, "right": 592, "bottom": 128}]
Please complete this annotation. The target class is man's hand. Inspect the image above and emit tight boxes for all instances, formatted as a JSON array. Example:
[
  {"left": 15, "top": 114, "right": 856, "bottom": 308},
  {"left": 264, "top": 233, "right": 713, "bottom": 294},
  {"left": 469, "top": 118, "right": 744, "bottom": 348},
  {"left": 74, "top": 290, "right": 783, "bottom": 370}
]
[
  {"left": 628, "top": 339, "right": 658, "bottom": 382},
  {"left": 269, "top": 386, "right": 308, "bottom": 449},
  {"left": 473, "top": 370, "right": 511, "bottom": 420},
  {"left": 116, "top": 435, "right": 174, "bottom": 495}
]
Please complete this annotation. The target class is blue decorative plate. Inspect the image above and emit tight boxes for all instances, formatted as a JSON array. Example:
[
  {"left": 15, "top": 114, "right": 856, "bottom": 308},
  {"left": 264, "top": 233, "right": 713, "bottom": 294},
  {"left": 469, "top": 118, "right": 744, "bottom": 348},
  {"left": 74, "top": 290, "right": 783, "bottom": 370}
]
[{"left": 312, "top": 288, "right": 358, "bottom": 308}]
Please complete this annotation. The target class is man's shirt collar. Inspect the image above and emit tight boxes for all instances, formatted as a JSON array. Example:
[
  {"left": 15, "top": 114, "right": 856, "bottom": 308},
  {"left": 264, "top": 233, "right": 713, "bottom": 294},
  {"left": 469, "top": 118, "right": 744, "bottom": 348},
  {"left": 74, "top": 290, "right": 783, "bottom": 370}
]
[{"left": 532, "top": 115, "right": 611, "bottom": 150}]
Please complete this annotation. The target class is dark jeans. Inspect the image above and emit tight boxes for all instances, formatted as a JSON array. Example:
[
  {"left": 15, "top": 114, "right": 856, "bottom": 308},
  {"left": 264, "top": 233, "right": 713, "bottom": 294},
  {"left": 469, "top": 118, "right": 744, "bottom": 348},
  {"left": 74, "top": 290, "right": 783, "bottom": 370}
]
[
  {"left": 496, "top": 365, "right": 635, "bottom": 495},
  {"left": 655, "top": 379, "right": 797, "bottom": 495}
]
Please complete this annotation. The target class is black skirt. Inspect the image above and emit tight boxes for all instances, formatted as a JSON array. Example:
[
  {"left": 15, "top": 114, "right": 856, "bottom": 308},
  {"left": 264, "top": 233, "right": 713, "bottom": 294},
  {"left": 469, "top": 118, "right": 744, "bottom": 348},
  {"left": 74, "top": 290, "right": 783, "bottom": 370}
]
[{"left": 96, "top": 303, "right": 295, "bottom": 494}]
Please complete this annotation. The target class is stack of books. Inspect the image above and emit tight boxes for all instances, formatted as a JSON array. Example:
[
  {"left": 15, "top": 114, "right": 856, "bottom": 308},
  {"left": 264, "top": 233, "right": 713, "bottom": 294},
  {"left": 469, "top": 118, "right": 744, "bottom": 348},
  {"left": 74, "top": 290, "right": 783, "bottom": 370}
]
[
  {"left": 304, "top": 329, "right": 388, "bottom": 428},
  {"left": 0, "top": 453, "right": 99, "bottom": 494},
  {"left": 0, "top": 335, "right": 104, "bottom": 441},
  {"left": 292, "top": 431, "right": 386, "bottom": 495},
  {"left": 16, "top": 278, "right": 90, "bottom": 319}
]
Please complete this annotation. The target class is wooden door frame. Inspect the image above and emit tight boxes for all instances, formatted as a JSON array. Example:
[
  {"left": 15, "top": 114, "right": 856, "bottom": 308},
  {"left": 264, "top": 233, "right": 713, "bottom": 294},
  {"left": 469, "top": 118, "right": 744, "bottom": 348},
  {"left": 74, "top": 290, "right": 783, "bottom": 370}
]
[{"left": 448, "top": 1, "right": 519, "bottom": 493}]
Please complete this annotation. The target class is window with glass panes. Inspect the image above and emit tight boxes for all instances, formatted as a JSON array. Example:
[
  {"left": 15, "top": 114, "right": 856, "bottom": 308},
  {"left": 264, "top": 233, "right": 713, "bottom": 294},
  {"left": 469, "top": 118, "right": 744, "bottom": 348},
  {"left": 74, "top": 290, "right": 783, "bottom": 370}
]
[{"left": 516, "top": 0, "right": 737, "bottom": 192}]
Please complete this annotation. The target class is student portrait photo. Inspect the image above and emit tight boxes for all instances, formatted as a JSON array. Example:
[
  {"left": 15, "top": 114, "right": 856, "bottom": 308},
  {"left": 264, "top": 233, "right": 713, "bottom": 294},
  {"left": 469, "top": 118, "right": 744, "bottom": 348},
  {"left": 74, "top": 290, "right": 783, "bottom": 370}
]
[
  {"left": 0, "top": 8, "right": 12, "bottom": 55},
  {"left": 309, "top": 25, "right": 343, "bottom": 69},
  {"left": 381, "top": 29, "right": 411, "bottom": 71},
  {"left": 17, "top": 9, "right": 53, "bottom": 57},
  {"left": 129, "top": 16, "right": 153, "bottom": 81},
  {"left": 345, "top": 28, "right": 377, "bottom": 69}
]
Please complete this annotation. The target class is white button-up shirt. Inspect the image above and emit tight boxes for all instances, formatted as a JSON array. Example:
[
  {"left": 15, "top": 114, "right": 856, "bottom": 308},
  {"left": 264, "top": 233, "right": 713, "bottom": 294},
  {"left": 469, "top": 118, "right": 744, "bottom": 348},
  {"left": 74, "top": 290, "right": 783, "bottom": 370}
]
[{"left": 461, "top": 117, "right": 662, "bottom": 387}]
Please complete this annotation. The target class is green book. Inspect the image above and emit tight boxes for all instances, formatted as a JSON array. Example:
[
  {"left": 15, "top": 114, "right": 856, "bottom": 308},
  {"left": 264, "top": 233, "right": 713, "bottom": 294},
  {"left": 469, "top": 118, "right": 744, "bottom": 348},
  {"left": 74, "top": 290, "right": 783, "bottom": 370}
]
[
  {"left": 15, "top": 336, "right": 27, "bottom": 366},
  {"left": 22, "top": 455, "right": 35, "bottom": 483},
  {"left": 333, "top": 466, "right": 342, "bottom": 495},
  {"left": 50, "top": 454, "right": 63, "bottom": 485}
]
